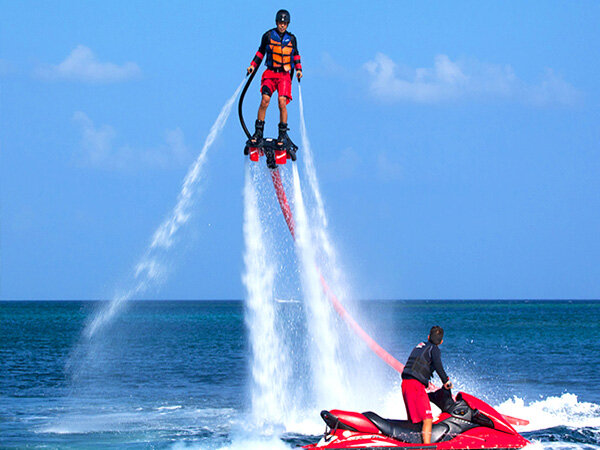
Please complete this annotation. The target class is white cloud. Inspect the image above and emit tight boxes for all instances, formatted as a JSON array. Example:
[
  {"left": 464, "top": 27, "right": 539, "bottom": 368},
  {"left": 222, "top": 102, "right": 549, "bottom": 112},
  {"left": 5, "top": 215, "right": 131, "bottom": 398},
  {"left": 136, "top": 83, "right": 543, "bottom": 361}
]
[
  {"left": 364, "top": 53, "right": 580, "bottom": 106},
  {"left": 72, "top": 111, "right": 117, "bottom": 165},
  {"left": 528, "top": 68, "right": 581, "bottom": 107},
  {"left": 37, "top": 45, "right": 140, "bottom": 83},
  {"left": 72, "top": 112, "right": 190, "bottom": 169}
]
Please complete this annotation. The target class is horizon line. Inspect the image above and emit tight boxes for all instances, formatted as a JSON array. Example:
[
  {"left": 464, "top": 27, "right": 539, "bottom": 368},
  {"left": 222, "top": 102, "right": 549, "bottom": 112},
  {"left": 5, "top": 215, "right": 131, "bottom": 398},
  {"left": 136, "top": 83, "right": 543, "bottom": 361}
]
[{"left": 1, "top": 298, "right": 599, "bottom": 302}]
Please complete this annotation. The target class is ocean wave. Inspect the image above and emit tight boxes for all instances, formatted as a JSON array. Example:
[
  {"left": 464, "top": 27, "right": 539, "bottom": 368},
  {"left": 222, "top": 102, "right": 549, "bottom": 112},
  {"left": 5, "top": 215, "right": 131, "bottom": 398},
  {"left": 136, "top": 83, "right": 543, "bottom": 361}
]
[
  {"left": 40, "top": 406, "right": 235, "bottom": 435},
  {"left": 497, "top": 393, "right": 600, "bottom": 432}
]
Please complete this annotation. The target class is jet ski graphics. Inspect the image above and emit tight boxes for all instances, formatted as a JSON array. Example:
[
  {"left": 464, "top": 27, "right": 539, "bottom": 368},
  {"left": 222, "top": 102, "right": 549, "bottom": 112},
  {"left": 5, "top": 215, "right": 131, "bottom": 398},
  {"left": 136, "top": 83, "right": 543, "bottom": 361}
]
[{"left": 305, "top": 391, "right": 529, "bottom": 450}]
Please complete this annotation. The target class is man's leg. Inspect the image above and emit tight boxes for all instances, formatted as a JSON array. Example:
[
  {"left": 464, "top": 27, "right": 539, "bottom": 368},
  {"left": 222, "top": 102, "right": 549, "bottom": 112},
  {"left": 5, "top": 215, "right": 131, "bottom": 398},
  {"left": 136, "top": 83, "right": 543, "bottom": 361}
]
[
  {"left": 277, "top": 96, "right": 290, "bottom": 146},
  {"left": 422, "top": 418, "right": 433, "bottom": 444},
  {"left": 277, "top": 96, "right": 288, "bottom": 123},
  {"left": 249, "top": 94, "right": 271, "bottom": 144},
  {"left": 257, "top": 94, "right": 271, "bottom": 121}
]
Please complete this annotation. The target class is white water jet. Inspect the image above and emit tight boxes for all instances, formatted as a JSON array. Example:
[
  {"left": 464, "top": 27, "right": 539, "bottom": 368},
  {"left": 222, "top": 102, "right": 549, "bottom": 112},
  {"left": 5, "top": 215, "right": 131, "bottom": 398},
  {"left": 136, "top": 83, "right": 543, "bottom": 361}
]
[
  {"left": 298, "top": 85, "right": 327, "bottom": 230},
  {"left": 297, "top": 86, "right": 348, "bottom": 303},
  {"left": 291, "top": 164, "right": 350, "bottom": 407},
  {"left": 243, "top": 164, "right": 290, "bottom": 426},
  {"left": 297, "top": 87, "right": 388, "bottom": 409},
  {"left": 84, "top": 79, "right": 245, "bottom": 339}
]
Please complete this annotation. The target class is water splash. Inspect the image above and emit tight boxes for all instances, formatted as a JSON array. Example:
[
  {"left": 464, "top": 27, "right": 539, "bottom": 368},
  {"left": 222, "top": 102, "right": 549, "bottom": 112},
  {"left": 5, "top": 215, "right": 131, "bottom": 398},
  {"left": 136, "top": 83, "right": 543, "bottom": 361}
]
[
  {"left": 297, "top": 85, "right": 352, "bottom": 326},
  {"left": 298, "top": 85, "right": 327, "bottom": 230},
  {"left": 497, "top": 393, "right": 600, "bottom": 432},
  {"left": 297, "top": 87, "right": 385, "bottom": 408},
  {"left": 243, "top": 164, "right": 291, "bottom": 426},
  {"left": 291, "top": 164, "right": 350, "bottom": 407},
  {"left": 84, "top": 79, "right": 245, "bottom": 339}
]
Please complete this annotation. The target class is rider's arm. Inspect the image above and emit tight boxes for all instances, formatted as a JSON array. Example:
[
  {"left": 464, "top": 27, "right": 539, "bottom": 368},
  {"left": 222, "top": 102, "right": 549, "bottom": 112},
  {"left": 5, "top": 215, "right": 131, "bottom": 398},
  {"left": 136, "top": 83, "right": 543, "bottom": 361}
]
[
  {"left": 291, "top": 35, "right": 302, "bottom": 72},
  {"left": 431, "top": 345, "right": 449, "bottom": 385},
  {"left": 250, "top": 31, "right": 269, "bottom": 70}
]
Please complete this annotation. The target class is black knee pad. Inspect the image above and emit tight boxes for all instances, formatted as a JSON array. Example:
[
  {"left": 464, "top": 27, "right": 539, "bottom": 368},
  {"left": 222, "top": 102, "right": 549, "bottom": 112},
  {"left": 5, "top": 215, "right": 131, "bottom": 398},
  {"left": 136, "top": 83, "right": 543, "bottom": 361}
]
[{"left": 261, "top": 86, "right": 272, "bottom": 97}]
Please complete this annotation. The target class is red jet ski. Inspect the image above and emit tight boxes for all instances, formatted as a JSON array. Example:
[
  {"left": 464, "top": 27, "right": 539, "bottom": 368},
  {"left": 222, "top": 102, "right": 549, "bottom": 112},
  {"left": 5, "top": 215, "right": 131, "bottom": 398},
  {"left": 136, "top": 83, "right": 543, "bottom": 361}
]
[{"left": 305, "top": 391, "right": 529, "bottom": 450}]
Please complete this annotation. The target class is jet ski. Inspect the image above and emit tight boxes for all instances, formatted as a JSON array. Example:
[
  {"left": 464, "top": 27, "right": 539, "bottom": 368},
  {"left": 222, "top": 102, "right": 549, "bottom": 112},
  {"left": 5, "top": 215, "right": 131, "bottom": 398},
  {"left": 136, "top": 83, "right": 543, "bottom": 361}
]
[{"left": 304, "top": 390, "right": 529, "bottom": 449}]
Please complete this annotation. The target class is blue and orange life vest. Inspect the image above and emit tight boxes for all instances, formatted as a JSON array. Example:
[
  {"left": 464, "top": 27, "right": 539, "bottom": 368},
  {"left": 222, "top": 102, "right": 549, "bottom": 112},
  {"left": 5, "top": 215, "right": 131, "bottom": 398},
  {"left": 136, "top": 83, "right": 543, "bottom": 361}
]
[{"left": 251, "top": 28, "right": 302, "bottom": 73}]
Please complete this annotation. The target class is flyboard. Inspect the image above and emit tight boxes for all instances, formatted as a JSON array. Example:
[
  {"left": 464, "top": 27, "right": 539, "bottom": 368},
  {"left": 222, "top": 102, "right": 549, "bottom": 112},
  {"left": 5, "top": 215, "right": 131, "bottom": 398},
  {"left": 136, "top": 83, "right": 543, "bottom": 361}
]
[{"left": 237, "top": 72, "right": 528, "bottom": 429}]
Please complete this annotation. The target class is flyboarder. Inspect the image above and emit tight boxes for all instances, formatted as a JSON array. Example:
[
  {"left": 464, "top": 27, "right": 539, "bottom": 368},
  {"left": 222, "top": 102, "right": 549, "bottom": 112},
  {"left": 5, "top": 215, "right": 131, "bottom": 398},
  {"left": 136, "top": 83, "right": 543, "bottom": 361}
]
[
  {"left": 401, "top": 326, "right": 453, "bottom": 444},
  {"left": 246, "top": 9, "right": 302, "bottom": 148}
]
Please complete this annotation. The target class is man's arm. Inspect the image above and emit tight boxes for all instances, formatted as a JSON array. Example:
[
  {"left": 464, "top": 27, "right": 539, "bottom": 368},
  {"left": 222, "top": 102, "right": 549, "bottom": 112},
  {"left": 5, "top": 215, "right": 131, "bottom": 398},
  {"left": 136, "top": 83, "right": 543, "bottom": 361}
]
[
  {"left": 431, "top": 346, "right": 450, "bottom": 385},
  {"left": 291, "top": 34, "right": 302, "bottom": 80},
  {"left": 248, "top": 32, "right": 269, "bottom": 74}
]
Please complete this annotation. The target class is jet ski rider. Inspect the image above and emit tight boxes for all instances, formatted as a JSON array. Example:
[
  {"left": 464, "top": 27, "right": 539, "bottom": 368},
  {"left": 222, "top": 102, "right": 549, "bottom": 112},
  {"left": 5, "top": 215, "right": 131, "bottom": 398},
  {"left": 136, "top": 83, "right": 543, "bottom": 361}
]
[
  {"left": 246, "top": 9, "right": 302, "bottom": 147},
  {"left": 402, "top": 326, "right": 453, "bottom": 444}
]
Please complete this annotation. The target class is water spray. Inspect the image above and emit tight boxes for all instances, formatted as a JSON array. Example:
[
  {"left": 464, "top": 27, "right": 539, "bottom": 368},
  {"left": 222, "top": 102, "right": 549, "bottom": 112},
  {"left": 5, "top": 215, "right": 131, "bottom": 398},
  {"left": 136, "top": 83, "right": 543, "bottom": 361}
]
[{"left": 84, "top": 79, "right": 245, "bottom": 339}]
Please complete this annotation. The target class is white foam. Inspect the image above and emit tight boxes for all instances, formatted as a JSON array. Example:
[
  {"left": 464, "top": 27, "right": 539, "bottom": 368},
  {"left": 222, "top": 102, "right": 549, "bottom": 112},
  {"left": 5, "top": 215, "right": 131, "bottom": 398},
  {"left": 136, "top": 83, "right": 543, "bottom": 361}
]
[
  {"left": 522, "top": 441, "right": 546, "bottom": 450},
  {"left": 43, "top": 406, "right": 235, "bottom": 435},
  {"left": 157, "top": 405, "right": 183, "bottom": 411},
  {"left": 216, "top": 437, "right": 293, "bottom": 450},
  {"left": 496, "top": 393, "right": 600, "bottom": 432},
  {"left": 281, "top": 412, "right": 326, "bottom": 435}
]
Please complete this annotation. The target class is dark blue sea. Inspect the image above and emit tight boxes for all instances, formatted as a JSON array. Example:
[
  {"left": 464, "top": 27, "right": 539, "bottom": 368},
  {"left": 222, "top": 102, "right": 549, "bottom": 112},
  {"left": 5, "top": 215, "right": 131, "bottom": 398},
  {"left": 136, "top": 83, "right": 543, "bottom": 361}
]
[{"left": 2, "top": 300, "right": 599, "bottom": 449}]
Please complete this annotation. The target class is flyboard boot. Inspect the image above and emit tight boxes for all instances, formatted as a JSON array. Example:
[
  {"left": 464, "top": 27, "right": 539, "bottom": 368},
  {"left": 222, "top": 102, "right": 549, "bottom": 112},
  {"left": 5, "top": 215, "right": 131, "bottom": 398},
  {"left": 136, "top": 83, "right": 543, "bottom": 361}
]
[
  {"left": 277, "top": 122, "right": 297, "bottom": 161},
  {"left": 245, "top": 119, "right": 264, "bottom": 155}
]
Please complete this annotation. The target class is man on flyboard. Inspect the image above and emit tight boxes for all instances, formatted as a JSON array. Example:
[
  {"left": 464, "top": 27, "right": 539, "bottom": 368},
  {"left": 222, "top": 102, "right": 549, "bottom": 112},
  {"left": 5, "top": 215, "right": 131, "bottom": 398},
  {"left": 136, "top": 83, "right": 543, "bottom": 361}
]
[{"left": 247, "top": 9, "right": 302, "bottom": 148}]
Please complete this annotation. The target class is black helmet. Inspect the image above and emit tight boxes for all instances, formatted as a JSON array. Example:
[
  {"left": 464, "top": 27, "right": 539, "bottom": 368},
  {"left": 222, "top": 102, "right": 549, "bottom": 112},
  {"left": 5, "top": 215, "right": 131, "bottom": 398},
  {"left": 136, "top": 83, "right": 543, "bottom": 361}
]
[{"left": 275, "top": 9, "right": 290, "bottom": 24}]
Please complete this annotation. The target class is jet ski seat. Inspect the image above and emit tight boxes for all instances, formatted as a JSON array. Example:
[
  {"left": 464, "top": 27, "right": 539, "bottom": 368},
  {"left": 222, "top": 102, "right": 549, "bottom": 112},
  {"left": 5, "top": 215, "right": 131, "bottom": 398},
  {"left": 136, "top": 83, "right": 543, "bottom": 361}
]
[
  {"left": 362, "top": 412, "right": 423, "bottom": 443},
  {"left": 363, "top": 394, "right": 484, "bottom": 444}
]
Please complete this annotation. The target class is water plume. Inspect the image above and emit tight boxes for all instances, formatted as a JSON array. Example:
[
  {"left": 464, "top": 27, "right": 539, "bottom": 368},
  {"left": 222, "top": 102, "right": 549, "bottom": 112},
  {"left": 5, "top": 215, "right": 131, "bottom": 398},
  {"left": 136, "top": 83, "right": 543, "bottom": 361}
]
[
  {"left": 84, "top": 79, "right": 245, "bottom": 339},
  {"left": 243, "top": 164, "right": 291, "bottom": 425},
  {"left": 291, "top": 164, "right": 350, "bottom": 407}
]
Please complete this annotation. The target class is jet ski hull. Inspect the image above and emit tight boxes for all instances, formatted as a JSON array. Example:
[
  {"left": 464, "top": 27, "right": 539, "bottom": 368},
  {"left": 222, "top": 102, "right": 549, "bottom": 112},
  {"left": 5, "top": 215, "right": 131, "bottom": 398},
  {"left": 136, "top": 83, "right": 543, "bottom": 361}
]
[{"left": 304, "top": 392, "right": 529, "bottom": 450}]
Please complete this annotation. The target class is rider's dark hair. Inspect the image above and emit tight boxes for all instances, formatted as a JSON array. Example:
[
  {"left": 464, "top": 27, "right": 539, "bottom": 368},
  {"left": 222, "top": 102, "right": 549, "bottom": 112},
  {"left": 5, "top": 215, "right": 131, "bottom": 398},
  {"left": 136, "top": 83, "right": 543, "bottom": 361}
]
[{"left": 429, "top": 326, "right": 444, "bottom": 345}]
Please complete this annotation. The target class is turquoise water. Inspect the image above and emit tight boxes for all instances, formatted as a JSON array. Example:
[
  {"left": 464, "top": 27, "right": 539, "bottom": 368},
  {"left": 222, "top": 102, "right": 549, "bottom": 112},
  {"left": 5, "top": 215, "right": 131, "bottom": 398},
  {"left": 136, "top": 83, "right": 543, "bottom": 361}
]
[{"left": 1, "top": 300, "right": 599, "bottom": 448}]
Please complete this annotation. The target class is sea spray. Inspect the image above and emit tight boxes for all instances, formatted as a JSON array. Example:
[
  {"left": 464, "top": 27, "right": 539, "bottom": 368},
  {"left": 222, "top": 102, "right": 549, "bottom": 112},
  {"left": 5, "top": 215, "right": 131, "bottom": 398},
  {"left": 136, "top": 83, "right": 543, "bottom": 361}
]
[
  {"left": 297, "top": 86, "right": 387, "bottom": 408},
  {"left": 297, "top": 85, "right": 347, "bottom": 299},
  {"left": 291, "top": 164, "right": 350, "bottom": 407},
  {"left": 298, "top": 85, "right": 327, "bottom": 230},
  {"left": 243, "top": 164, "right": 291, "bottom": 427},
  {"left": 497, "top": 393, "right": 600, "bottom": 432},
  {"left": 84, "top": 79, "right": 245, "bottom": 339}
]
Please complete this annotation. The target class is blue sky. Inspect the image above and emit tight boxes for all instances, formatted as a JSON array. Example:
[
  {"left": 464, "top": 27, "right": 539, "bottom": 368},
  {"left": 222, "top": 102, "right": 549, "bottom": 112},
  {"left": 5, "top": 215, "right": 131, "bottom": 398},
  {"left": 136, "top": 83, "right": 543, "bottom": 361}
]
[{"left": 1, "top": 1, "right": 599, "bottom": 300}]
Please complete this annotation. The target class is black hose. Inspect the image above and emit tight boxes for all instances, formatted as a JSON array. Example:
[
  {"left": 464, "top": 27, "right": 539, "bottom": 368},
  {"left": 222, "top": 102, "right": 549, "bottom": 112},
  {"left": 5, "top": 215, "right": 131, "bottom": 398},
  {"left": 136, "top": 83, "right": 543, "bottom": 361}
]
[{"left": 238, "top": 69, "right": 258, "bottom": 140}]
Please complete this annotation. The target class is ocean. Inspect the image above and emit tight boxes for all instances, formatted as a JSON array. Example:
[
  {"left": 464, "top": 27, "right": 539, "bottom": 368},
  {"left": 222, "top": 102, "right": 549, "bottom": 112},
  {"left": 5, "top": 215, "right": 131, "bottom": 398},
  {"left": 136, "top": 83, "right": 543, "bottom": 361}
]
[{"left": 1, "top": 300, "right": 599, "bottom": 449}]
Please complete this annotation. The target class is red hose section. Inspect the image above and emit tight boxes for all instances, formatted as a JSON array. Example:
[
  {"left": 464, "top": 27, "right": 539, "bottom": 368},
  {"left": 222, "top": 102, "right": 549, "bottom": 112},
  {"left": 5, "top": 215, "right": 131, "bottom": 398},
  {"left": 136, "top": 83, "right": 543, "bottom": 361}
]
[
  {"left": 269, "top": 168, "right": 528, "bottom": 426},
  {"left": 270, "top": 170, "right": 296, "bottom": 239},
  {"left": 318, "top": 272, "right": 406, "bottom": 373}
]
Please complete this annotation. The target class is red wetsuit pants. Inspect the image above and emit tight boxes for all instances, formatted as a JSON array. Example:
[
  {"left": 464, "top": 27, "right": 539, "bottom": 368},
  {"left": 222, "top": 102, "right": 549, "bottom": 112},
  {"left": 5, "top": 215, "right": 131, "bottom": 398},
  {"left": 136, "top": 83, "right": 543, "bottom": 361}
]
[
  {"left": 402, "top": 378, "right": 433, "bottom": 423},
  {"left": 261, "top": 69, "right": 292, "bottom": 104}
]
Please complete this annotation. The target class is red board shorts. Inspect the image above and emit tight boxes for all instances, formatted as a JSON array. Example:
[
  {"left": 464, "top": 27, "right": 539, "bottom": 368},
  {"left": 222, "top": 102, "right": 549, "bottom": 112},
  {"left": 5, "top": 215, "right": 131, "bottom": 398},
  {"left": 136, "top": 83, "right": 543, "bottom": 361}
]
[
  {"left": 402, "top": 378, "right": 433, "bottom": 423},
  {"left": 261, "top": 69, "right": 292, "bottom": 104}
]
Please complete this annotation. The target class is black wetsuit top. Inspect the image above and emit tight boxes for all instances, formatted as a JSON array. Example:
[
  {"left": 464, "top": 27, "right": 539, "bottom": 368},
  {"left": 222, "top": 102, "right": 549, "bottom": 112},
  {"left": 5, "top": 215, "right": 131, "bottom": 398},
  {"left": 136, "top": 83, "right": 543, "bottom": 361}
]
[{"left": 402, "top": 341, "right": 449, "bottom": 387}]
